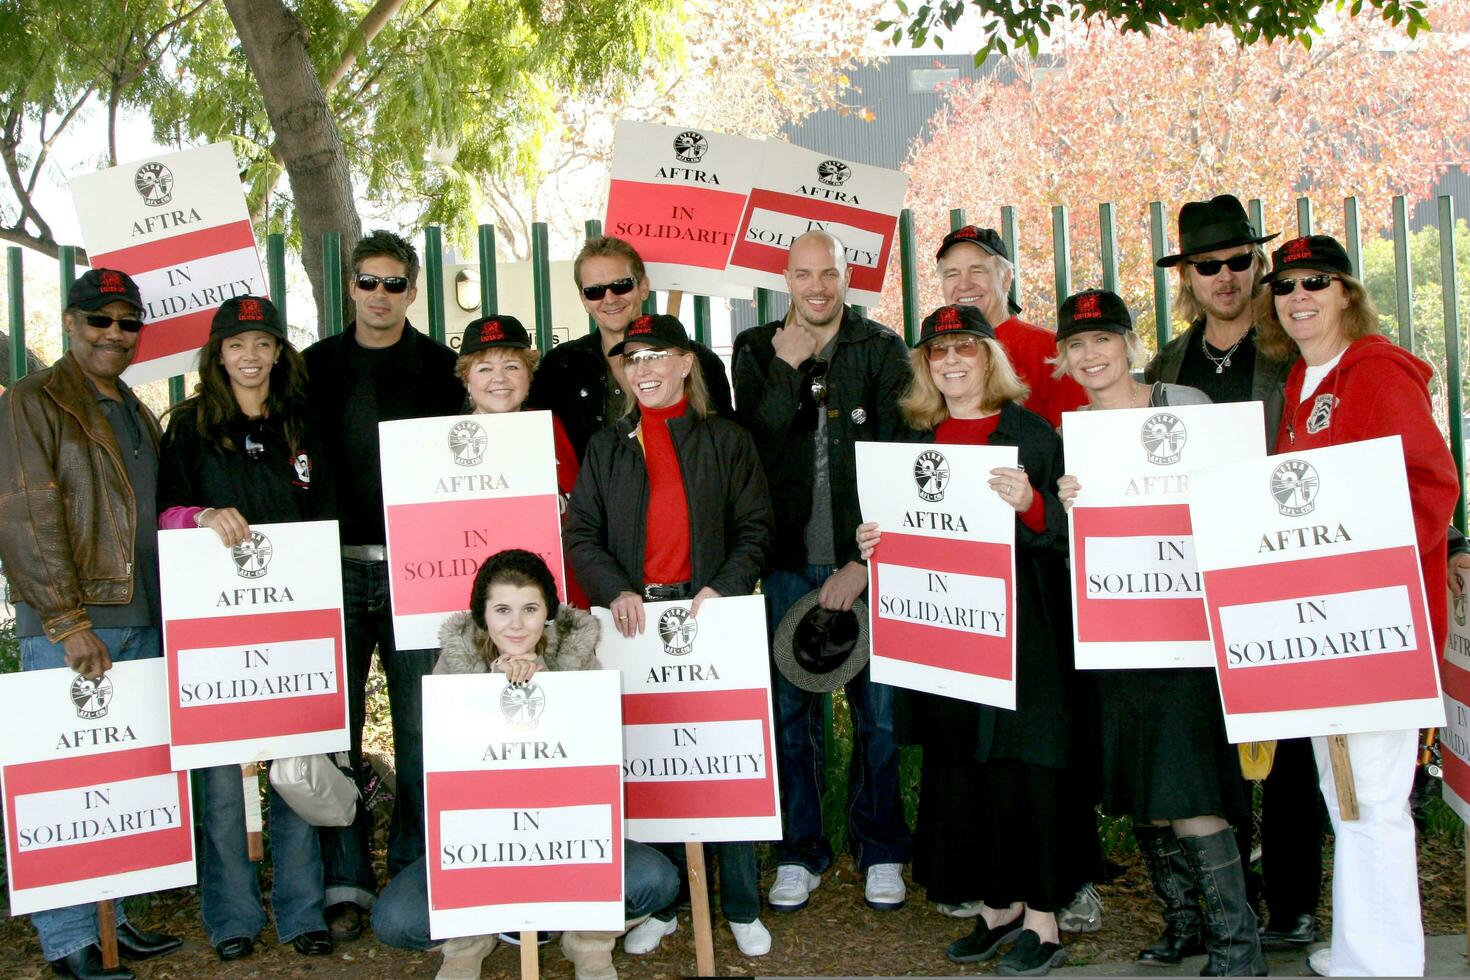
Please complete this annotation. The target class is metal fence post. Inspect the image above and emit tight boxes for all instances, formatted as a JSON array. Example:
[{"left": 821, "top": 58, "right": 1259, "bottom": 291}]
[
  {"left": 949, "top": 208, "right": 966, "bottom": 232},
  {"left": 584, "top": 219, "right": 603, "bottom": 334},
  {"left": 1439, "top": 196, "right": 1466, "bottom": 531},
  {"left": 322, "top": 231, "right": 343, "bottom": 337},
  {"left": 478, "top": 224, "right": 499, "bottom": 316},
  {"left": 58, "top": 244, "right": 76, "bottom": 354},
  {"left": 1392, "top": 196, "right": 1416, "bottom": 352},
  {"left": 1149, "top": 201, "right": 1172, "bottom": 348},
  {"left": 1001, "top": 206, "right": 1020, "bottom": 311},
  {"left": 1296, "top": 197, "right": 1314, "bottom": 236},
  {"left": 1099, "top": 202, "right": 1119, "bottom": 294},
  {"left": 1249, "top": 199, "right": 1266, "bottom": 240},
  {"left": 1343, "top": 197, "right": 1363, "bottom": 279},
  {"left": 756, "top": 287, "right": 778, "bottom": 327},
  {"left": 899, "top": 209, "right": 920, "bottom": 345},
  {"left": 1051, "top": 205, "right": 1072, "bottom": 312},
  {"left": 8, "top": 247, "right": 24, "bottom": 383},
  {"left": 266, "top": 234, "right": 287, "bottom": 322},
  {"left": 531, "top": 222, "right": 553, "bottom": 352},
  {"left": 424, "top": 225, "right": 445, "bottom": 345},
  {"left": 693, "top": 295, "right": 711, "bottom": 347}
]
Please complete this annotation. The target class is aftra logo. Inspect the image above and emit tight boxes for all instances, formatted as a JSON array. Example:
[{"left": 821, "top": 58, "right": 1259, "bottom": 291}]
[
  {"left": 914, "top": 449, "right": 950, "bottom": 502},
  {"left": 134, "top": 162, "right": 174, "bottom": 207},
  {"left": 658, "top": 606, "right": 698, "bottom": 657},
  {"left": 673, "top": 131, "right": 709, "bottom": 164},
  {"left": 1140, "top": 413, "right": 1187, "bottom": 465},
  {"left": 1281, "top": 237, "right": 1314, "bottom": 263},
  {"left": 817, "top": 159, "right": 852, "bottom": 187},
  {"left": 1269, "top": 459, "right": 1320, "bottom": 517},
  {"left": 1074, "top": 293, "right": 1102, "bottom": 320},
  {"left": 500, "top": 681, "right": 545, "bottom": 729},
  {"left": 70, "top": 673, "right": 113, "bottom": 720},
  {"left": 448, "top": 420, "right": 487, "bottom": 468},
  {"left": 232, "top": 530, "right": 273, "bottom": 580}
]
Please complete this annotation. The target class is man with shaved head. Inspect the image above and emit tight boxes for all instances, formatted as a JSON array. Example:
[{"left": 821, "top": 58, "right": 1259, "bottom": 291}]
[{"left": 732, "top": 230, "right": 913, "bottom": 914}]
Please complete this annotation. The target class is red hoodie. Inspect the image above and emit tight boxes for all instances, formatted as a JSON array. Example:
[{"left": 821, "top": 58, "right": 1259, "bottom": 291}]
[{"left": 1275, "top": 334, "right": 1460, "bottom": 650}]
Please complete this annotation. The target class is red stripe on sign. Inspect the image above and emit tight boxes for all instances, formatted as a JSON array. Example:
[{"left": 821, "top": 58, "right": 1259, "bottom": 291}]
[
  {"left": 1443, "top": 652, "right": 1470, "bottom": 704},
  {"left": 1204, "top": 545, "right": 1438, "bottom": 714},
  {"left": 728, "top": 189, "right": 898, "bottom": 293},
  {"left": 621, "top": 688, "right": 768, "bottom": 725},
  {"left": 164, "top": 608, "right": 346, "bottom": 747},
  {"left": 1440, "top": 745, "right": 1470, "bottom": 810},
  {"left": 605, "top": 180, "right": 748, "bottom": 269},
  {"left": 1072, "top": 504, "right": 1207, "bottom": 644},
  {"left": 869, "top": 532, "right": 1014, "bottom": 679},
  {"left": 4, "top": 746, "right": 192, "bottom": 890},
  {"left": 132, "top": 307, "right": 212, "bottom": 362},
  {"left": 91, "top": 219, "right": 258, "bottom": 272},
  {"left": 426, "top": 766, "right": 622, "bottom": 910}
]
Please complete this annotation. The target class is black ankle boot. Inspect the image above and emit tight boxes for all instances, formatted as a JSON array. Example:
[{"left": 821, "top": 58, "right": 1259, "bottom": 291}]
[
  {"left": 1177, "top": 828, "right": 1267, "bottom": 977},
  {"left": 47, "top": 945, "right": 135, "bottom": 979},
  {"left": 1133, "top": 823, "right": 1205, "bottom": 966}
]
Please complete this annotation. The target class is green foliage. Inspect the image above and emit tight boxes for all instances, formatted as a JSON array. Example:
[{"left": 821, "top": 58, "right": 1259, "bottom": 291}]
[
  {"left": 0, "top": 616, "right": 16, "bottom": 675},
  {"left": 880, "top": 0, "right": 1432, "bottom": 63}
]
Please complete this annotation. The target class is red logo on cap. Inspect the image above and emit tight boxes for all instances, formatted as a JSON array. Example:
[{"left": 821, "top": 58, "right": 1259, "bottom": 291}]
[
  {"left": 100, "top": 271, "right": 125, "bottom": 294},
  {"left": 238, "top": 298, "right": 264, "bottom": 322},
  {"left": 629, "top": 315, "right": 654, "bottom": 336},
  {"left": 955, "top": 226, "right": 978, "bottom": 240},
  {"left": 936, "top": 307, "right": 964, "bottom": 331},
  {"left": 1282, "top": 237, "right": 1313, "bottom": 262},
  {"left": 1074, "top": 293, "right": 1102, "bottom": 320},
  {"left": 479, "top": 319, "right": 504, "bottom": 343}
]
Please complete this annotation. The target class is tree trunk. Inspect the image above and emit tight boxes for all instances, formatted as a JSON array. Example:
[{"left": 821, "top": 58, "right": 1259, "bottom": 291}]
[
  {"left": 0, "top": 329, "right": 47, "bottom": 387},
  {"left": 224, "top": 0, "right": 360, "bottom": 338}
]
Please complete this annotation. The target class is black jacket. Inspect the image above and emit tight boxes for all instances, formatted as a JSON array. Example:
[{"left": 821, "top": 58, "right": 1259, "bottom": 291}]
[
  {"left": 527, "top": 330, "right": 735, "bottom": 461},
  {"left": 563, "top": 406, "right": 774, "bottom": 605},
  {"left": 732, "top": 307, "right": 912, "bottom": 571},
  {"left": 1144, "top": 318, "right": 1293, "bottom": 441}
]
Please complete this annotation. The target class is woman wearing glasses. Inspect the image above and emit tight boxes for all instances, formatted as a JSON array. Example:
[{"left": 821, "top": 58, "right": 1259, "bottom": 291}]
[
  {"left": 563, "top": 313, "right": 776, "bottom": 962},
  {"left": 157, "top": 296, "right": 335, "bottom": 962},
  {"left": 855, "top": 304, "right": 1083, "bottom": 977},
  {"left": 1255, "top": 236, "right": 1457, "bottom": 978}
]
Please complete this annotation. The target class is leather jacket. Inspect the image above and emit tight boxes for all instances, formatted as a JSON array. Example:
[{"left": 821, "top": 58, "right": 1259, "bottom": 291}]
[{"left": 0, "top": 354, "right": 161, "bottom": 642}]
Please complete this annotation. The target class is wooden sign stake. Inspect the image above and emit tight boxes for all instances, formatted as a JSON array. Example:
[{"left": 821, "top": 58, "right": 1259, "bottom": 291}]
[
  {"left": 242, "top": 762, "right": 264, "bottom": 861},
  {"left": 685, "top": 842, "right": 716, "bottom": 976},
  {"left": 1327, "top": 735, "right": 1359, "bottom": 821},
  {"left": 520, "top": 931, "right": 538, "bottom": 980},
  {"left": 667, "top": 290, "right": 684, "bottom": 319},
  {"left": 97, "top": 900, "right": 119, "bottom": 969}
]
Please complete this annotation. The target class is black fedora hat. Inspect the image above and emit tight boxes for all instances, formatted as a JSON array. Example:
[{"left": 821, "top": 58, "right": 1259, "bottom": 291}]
[
  {"left": 773, "top": 590, "right": 870, "bottom": 694},
  {"left": 1156, "top": 194, "right": 1278, "bottom": 268}
]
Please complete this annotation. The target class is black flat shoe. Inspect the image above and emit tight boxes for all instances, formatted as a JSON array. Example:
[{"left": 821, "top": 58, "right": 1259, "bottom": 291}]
[
  {"left": 996, "top": 930, "right": 1067, "bottom": 977},
  {"left": 115, "top": 921, "right": 183, "bottom": 960},
  {"left": 48, "top": 945, "right": 135, "bottom": 980},
  {"left": 292, "top": 930, "right": 334, "bottom": 956},
  {"left": 947, "top": 914, "right": 1024, "bottom": 964},
  {"left": 1261, "top": 913, "right": 1318, "bottom": 948},
  {"left": 214, "top": 936, "right": 254, "bottom": 962},
  {"left": 325, "top": 901, "right": 365, "bottom": 941}
]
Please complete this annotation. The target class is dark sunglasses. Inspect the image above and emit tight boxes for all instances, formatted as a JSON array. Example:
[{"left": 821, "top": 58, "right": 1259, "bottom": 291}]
[
  {"left": 244, "top": 420, "right": 268, "bottom": 462},
  {"left": 1186, "top": 253, "right": 1254, "bottom": 276},
  {"left": 354, "top": 274, "right": 410, "bottom": 294},
  {"left": 581, "top": 277, "right": 637, "bottom": 302},
  {"left": 805, "top": 357, "right": 830, "bottom": 406},
  {"left": 83, "top": 313, "right": 144, "bottom": 333},
  {"left": 1269, "top": 274, "right": 1341, "bottom": 297}
]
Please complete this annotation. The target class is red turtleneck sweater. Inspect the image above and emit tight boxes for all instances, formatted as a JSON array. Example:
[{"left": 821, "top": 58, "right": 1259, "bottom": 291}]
[{"left": 640, "top": 397, "right": 694, "bottom": 584}]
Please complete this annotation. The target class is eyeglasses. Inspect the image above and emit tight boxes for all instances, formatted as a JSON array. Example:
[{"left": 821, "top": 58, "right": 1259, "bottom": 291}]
[
  {"left": 244, "top": 420, "right": 267, "bottom": 462},
  {"left": 926, "top": 337, "right": 982, "bottom": 361},
  {"left": 83, "top": 313, "right": 144, "bottom": 333},
  {"left": 581, "top": 277, "right": 638, "bottom": 302},
  {"left": 354, "top": 274, "right": 410, "bottom": 294},
  {"left": 1186, "top": 253, "right": 1254, "bottom": 277},
  {"left": 625, "top": 349, "right": 674, "bottom": 366},
  {"left": 1269, "top": 274, "right": 1341, "bottom": 297},
  {"left": 805, "top": 358, "right": 830, "bottom": 406}
]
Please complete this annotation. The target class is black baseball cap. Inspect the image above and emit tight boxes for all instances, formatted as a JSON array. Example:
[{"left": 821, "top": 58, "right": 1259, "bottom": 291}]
[
  {"left": 917, "top": 304, "right": 996, "bottom": 347},
  {"left": 1157, "top": 194, "right": 1277, "bottom": 268},
  {"left": 68, "top": 268, "right": 143, "bottom": 315},
  {"left": 460, "top": 314, "right": 532, "bottom": 356},
  {"left": 607, "top": 314, "right": 691, "bottom": 356},
  {"left": 1056, "top": 289, "right": 1133, "bottom": 341},
  {"left": 935, "top": 225, "right": 1010, "bottom": 263},
  {"left": 211, "top": 295, "right": 286, "bottom": 341},
  {"left": 1262, "top": 235, "right": 1354, "bottom": 283}
]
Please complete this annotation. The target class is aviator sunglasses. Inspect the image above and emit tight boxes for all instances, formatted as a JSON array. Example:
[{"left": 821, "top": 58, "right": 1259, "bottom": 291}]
[
  {"left": 83, "top": 313, "right": 144, "bottom": 333},
  {"left": 926, "top": 337, "right": 982, "bottom": 361},
  {"left": 1185, "top": 253, "right": 1254, "bottom": 276},
  {"left": 581, "top": 277, "right": 638, "bottom": 302},
  {"left": 354, "top": 273, "right": 411, "bottom": 294},
  {"left": 1269, "top": 274, "right": 1341, "bottom": 297}
]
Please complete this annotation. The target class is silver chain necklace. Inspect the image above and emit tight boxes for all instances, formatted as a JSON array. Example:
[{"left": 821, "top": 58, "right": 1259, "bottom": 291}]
[{"left": 1201, "top": 326, "right": 1249, "bottom": 374}]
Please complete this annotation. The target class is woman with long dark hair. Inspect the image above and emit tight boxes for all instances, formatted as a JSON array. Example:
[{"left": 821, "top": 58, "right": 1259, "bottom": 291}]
[{"left": 157, "top": 296, "right": 334, "bottom": 962}]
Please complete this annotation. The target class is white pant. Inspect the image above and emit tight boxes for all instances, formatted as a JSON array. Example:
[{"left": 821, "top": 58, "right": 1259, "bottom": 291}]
[{"left": 1312, "top": 729, "right": 1424, "bottom": 976}]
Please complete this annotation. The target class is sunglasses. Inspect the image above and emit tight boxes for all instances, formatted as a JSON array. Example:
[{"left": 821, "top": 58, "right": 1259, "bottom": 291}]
[
  {"left": 354, "top": 274, "right": 410, "bottom": 294},
  {"left": 1269, "top": 274, "right": 1341, "bottom": 297},
  {"left": 1185, "top": 253, "right": 1254, "bottom": 276},
  {"left": 926, "top": 337, "right": 982, "bottom": 361},
  {"left": 581, "top": 277, "right": 637, "bottom": 302},
  {"left": 625, "top": 348, "right": 674, "bottom": 366},
  {"left": 83, "top": 313, "right": 144, "bottom": 333},
  {"left": 805, "top": 357, "right": 830, "bottom": 406}
]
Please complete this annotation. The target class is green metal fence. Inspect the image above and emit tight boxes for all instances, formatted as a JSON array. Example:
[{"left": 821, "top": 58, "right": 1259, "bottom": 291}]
[{"left": 5, "top": 193, "right": 1465, "bottom": 524}]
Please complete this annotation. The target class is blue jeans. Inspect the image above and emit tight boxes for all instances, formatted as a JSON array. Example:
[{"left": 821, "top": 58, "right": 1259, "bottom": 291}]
[
  {"left": 20, "top": 626, "right": 158, "bottom": 960},
  {"left": 765, "top": 567, "right": 911, "bottom": 873},
  {"left": 652, "top": 841, "right": 760, "bottom": 924},
  {"left": 200, "top": 764, "right": 326, "bottom": 945},
  {"left": 320, "top": 558, "right": 437, "bottom": 907},
  {"left": 372, "top": 841, "right": 680, "bottom": 950}
]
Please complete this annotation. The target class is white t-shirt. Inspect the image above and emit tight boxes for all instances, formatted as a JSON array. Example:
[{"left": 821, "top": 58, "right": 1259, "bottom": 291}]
[{"left": 1300, "top": 349, "right": 1346, "bottom": 401}]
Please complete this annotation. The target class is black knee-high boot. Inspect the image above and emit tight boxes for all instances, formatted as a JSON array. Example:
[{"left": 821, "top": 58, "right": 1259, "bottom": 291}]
[
  {"left": 1133, "top": 823, "right": 1205, "bottom": 966},
  {"left": 1177, "top": 828, "right": 1267, "bottom": 977}
]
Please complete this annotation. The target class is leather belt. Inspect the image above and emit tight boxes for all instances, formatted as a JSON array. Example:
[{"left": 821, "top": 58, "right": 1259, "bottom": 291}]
[
  {"left": 341, "top": 544, "right": 387, "bottom": 562},
  {"left": 643, "top": 582, "right": 693, "bottom": 601}
]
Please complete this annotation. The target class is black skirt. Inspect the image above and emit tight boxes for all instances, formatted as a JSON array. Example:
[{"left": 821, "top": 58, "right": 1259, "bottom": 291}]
[{"left": 1096, "top": 667, "right": 1247, "bottom": 821}]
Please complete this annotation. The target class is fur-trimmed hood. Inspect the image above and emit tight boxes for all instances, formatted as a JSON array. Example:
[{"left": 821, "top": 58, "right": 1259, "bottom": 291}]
[{"left": 433, "top": 605, "right": 601, "bottom": 676}]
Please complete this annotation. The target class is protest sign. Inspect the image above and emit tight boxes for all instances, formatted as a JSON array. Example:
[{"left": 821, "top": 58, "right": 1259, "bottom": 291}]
[
  {"left": 423, "top": 669, "right": 624, "bottom": 939},
  {"left": 1438, "top": 593, "right": 1470, "bottom": 823},
  {"left": 594, "top": 595, "right": 780, "bottom": 842},
  {"left": 69, "top": 142, "right": 266, "bottom": 385},
  {"left": 1189, "top": 436, "right": 1445, "bottom": 743},
  {"left": 0, "top": 659, "right": 194, "bottom": 915},
  {"left": 856, "top": 441, "right": 1018, "bottom": 708},
  {"left": 159, "top": 520, "right": 348, "bottom": 770},
  {"left": 1062, "top": 402, "right": 1264, "bottom": 669},
  {"left": 725, "top": 141, "right": 907, "bottom": 307},
  {"left": 605, "top": 122, "right": 759, "bottom": 299},
  {"left": 380, "top": 411, "right": 565, "bottom": 650}
]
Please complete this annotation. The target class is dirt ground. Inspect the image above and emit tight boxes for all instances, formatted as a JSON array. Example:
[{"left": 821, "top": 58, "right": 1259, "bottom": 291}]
[{"left": 2, "top": 832, "right": 1464, "bottom": 979}]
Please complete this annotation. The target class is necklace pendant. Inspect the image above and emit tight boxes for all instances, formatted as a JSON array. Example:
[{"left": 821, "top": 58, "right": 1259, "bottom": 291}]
[{"left": 1215, "top": 364, "right": 1224, "bottom": 374}]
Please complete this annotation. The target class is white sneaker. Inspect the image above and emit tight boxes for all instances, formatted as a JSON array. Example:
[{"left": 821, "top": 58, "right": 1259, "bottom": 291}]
[
  {"left": 622, "top": 915, "right": 676, "bottom": 955},
  {"left": 767, "top": 864, "right": 821, "bottom": 911},
  {"left": 935, "top": 899, "right": 986, "bottom": 918},
  {"left": 864, "top": 862, "right": 906, "bottom": 910},
  {"left": 1307, "top": 946, "right": 1332, "bottom": 977},
  {"left": 729, "top": 919, "right": 772, "bottom": 956},
  {"left": 1057, "top": 882, "right": 1103, "bottom": 933}
]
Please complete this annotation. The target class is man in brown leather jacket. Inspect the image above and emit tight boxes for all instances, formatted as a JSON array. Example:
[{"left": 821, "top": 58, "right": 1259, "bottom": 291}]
[{"left": 0, "top": 268, "right": 182, "bottom": 980}]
